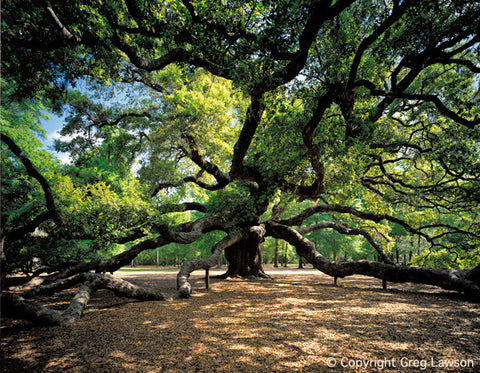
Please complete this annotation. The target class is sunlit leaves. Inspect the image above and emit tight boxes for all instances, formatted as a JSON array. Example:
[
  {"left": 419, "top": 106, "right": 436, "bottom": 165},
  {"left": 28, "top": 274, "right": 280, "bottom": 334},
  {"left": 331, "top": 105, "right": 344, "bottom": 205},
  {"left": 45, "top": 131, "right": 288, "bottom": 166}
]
[
  {"left": 160, "top": 67, "right": 246, "bottom": 164},
  {"left": 206, "top": 182, "right": 259, "bottom": 227},
  {"left": 134, "top": 66, "right": 247, "bottom": 193},
  {"left": 1, "top": 80, "right": 61, "bottom": 231},
  {"left": 250, "top": 91, "right": 310, "bottom": 183},
  {"left": 3, "top": 0, "right": 480, "bottom": 273},
  {"left": 55, "top": 174, "right": 155, "bottom": 248}
]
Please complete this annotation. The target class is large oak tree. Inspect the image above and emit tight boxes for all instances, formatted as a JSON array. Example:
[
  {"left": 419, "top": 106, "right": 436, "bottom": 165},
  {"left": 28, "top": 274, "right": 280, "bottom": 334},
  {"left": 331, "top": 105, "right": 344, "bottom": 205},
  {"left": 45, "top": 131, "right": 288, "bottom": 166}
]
[{"left": 1, "top": 0, "right": 480, "bottom": 324}]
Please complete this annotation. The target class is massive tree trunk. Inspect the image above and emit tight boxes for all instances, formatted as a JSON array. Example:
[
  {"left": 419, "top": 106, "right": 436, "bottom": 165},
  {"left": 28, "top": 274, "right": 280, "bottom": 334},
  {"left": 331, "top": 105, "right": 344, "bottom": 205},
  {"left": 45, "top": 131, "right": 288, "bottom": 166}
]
[{"left": 218, "top": 227, "right": 270, "bottom": 278}]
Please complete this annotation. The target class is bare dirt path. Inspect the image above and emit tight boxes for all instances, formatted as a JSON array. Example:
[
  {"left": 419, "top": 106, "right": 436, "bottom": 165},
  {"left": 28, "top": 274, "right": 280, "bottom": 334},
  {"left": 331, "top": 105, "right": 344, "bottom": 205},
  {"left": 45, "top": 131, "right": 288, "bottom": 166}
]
[{"left": 2, "top": 268, "right": 479, "bottom": 372}]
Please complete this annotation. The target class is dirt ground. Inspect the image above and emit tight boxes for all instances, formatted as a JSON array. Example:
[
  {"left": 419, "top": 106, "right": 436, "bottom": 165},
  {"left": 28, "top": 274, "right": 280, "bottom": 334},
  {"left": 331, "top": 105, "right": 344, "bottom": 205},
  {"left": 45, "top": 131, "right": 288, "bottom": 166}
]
[{"left": 1, "top": 267, "right": 479, "bottom": 372}]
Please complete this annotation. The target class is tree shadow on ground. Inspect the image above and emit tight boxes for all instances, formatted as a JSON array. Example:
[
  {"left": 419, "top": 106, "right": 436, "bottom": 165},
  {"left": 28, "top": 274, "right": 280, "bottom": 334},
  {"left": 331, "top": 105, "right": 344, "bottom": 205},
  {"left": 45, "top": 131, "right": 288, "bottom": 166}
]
[{"left": 1, "top": 272, "right": 479, "bottom": 372}]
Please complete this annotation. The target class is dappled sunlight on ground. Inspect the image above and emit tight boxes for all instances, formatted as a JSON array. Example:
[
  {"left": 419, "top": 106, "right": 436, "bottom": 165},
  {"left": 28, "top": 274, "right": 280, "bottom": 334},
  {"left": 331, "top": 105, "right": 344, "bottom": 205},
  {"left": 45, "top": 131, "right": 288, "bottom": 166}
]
[{"left": 2, "top": 269, "right": 479, "bottom": 372}]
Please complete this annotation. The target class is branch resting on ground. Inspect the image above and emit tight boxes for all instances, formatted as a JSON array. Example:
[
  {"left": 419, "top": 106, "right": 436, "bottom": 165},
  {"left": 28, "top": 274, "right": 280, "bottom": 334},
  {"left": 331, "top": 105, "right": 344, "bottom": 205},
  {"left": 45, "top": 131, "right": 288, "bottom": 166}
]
[
  {"left": 10, "top": 215, "right": 225, "bottom": 290},
  {"left": 2, "top": 273, "right": 172, "bottom": 325},
  {"left": 266, "top": 221, "right": 480, "bottom": 298},
  {"left": 1, "top": 227, "right": 255, "bottom": 325}
]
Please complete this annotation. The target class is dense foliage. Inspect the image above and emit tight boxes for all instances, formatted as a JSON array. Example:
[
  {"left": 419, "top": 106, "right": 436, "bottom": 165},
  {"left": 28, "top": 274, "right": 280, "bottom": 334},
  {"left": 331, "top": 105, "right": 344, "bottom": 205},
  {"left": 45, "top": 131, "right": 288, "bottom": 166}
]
[{"left": 1, "top": 0, "right": 479, "bottom": 281}]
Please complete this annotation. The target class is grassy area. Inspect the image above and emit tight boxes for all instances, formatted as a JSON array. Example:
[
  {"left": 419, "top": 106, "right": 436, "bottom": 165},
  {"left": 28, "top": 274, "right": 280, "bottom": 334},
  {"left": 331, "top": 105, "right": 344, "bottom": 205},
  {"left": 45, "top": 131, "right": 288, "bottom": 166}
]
[
  {"left": 116, "top": 263, "right": 316, "bottom": 273},
  {"left": 116, "top": 265, "right": 182, "bottom": 273}
]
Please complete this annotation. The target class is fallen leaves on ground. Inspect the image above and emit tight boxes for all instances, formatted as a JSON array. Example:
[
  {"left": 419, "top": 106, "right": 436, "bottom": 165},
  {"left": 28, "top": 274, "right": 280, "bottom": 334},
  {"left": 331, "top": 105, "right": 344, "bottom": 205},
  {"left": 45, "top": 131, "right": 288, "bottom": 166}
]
[{"left": 1, "top": 269, "right": 479, "bottom": 372}]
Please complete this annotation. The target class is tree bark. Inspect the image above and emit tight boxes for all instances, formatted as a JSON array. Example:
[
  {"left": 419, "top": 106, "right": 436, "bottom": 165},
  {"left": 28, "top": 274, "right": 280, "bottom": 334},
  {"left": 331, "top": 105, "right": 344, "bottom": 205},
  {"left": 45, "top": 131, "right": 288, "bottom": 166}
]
[
  {"left": 1, "top": 273, "right": 172, "bottom": 325},
  {"left": 266, "top": 221, "right": 480, "bottom": 299},
  {"left": 10, "top": 215, "right": 225, "bottom": 290},
  {"left": 218, "top": 227, "right": 271, "bottom": 279}
]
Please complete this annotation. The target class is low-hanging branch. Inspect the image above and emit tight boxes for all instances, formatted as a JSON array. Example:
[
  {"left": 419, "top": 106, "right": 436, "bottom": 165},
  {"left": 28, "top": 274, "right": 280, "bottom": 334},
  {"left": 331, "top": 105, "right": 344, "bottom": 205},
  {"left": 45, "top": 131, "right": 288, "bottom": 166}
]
[
  {"left": 2, "top": 273, "right": 173, "bottom": 326},
  {"left": 266, "top": 221, "right": 480, "bottom": 298},
  {"left": 297, "top": 221, "right": 394, "bottom": 264},
  {"left": 11, "top": 215, "right": 226, "bottom": 290},
  {"left": 2, "top": 228, "right": 251, "bottom": 325}
]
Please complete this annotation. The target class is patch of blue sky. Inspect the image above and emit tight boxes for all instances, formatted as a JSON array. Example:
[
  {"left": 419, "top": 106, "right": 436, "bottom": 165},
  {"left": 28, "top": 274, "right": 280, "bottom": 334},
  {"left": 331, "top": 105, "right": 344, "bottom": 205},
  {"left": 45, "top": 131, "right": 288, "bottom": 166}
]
[{"left": 40, "top": 112, "right": 72, "bottom": 164}]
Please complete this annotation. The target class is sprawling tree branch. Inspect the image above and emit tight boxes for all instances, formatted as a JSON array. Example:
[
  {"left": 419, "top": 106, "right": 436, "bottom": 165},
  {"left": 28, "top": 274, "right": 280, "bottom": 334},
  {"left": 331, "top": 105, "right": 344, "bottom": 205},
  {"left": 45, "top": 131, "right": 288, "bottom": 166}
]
[
  {"left": 265, "top": 0, "right": 356, "bottom": 91},
  {"left": 354, "top": 30, "right": 479, "bottom": 128},
  {"left": 2, "top": 273, "right": 172, "bottom": 325},
  {"left": 1, "top": 134, "right": 63, "bottom": 238},
  {"left": 279, "top": 203, "right": 406, "bottom": 228},
  {"left": 266, "top": 221, "right": 480, "bottom": 298},
  {"left": 150, "top": 181, "right": 183, "bottom": 198},
  {"left": 113, "top": 35, "right": 234, "bottom": 80},
  {"left": 297, "top": 221, "right": 394, "bottom": 264},
  {"left": 300, "top": 92, "right": 335, "bottom": 197},
  {"left": 277, "top": 203, "right": 448, "bottom": 246},
  {"left": 122, "top": 68, "right": 167, "bottom": 94},
  {"left": 181, "top": 132, "right": 231, "bottom": 189},
  {"left": 11, "top": 215, "right": 225, "bottom": 290},
  {"left": 367, "top": 90, "right": 479, "bottom": 128},
  {"left": 95, "top": 111, "right": 153, "bottom": 128},
  {"left": 362, "top": 154, "right": 480, "bottom": 211},
  {"left": 230, "top": 94, "right": 265, "bottom": 178},
  {"left": 347, "top": 0, "right": 412, "bottom": 89},
  {"left": 115, "top": 202, "right": 208, "bottom": 244}
]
